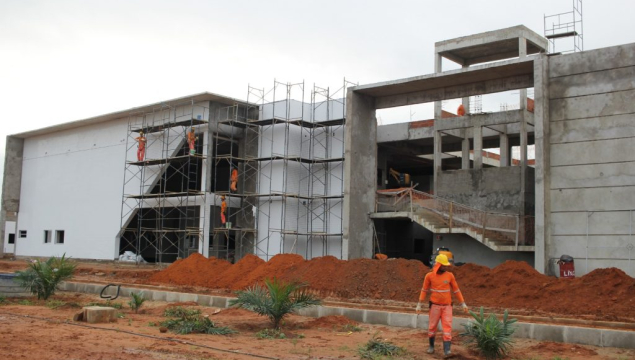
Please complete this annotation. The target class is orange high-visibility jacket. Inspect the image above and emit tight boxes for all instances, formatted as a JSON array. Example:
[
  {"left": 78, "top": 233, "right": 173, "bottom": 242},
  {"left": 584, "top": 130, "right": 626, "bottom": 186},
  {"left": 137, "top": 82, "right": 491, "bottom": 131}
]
[{"left": 419, "top": 265, "right": 465, "bottom": 305}]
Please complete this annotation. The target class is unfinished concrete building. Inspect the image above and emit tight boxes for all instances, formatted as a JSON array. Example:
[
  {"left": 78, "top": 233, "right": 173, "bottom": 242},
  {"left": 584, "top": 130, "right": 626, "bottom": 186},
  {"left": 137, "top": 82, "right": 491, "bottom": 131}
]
[{"left": 2, "top": 25, "right": 634, "bottom": 277}]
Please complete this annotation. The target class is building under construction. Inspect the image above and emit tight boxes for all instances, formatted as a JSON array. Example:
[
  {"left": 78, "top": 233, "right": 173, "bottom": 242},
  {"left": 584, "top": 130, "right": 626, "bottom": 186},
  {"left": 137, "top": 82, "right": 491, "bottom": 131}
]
[{"left": 2, "top": 24, "right": 634, "bottom": 277}]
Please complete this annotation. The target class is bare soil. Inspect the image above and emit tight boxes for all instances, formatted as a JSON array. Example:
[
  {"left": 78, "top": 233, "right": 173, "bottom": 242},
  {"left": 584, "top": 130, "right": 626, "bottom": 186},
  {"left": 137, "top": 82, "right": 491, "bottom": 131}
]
[{"left": 1, "top": 292, "right": 633, "bottom": 360}]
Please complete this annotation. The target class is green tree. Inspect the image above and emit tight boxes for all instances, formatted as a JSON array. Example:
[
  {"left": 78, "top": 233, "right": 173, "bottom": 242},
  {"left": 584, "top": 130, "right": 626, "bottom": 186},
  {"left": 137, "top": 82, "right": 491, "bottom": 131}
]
[
  {"left": 15, "top": 254, "right": 76, "bottom": 300},
  {"left": 229, "top": 277, "right": 321, "bottom": 329}
]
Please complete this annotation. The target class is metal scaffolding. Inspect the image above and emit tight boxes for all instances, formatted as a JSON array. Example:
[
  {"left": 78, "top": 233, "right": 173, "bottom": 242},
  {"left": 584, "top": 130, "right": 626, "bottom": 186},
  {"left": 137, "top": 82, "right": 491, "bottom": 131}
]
[
  {"left": 211, "top": 79, "right": 355, "bottom": 262},
  {"left": 119, "top": 100, "right": 209, "bottom": 263},
  {"left": 544, "top": 0, "right": 583, "bottom": 54}
]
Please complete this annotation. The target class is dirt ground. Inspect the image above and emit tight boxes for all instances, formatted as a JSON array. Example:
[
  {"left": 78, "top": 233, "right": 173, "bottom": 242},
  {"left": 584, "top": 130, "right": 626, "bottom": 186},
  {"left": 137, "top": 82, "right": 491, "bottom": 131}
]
[{"left": 1, "top": 292, "right": 633, "bottom": 360}]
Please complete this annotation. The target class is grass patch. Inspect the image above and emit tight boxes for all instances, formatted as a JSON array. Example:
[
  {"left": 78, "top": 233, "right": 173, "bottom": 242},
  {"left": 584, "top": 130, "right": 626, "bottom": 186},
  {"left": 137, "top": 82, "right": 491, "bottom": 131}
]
[
  {"left": 17, "top": 299, "right": 35, "bottom": 306},
  {"left": 45, "top": 299, "right": 66, "bottom": 309},
  {"left": 0, "top": 295, "right": 6, "bottom": 305},
  {"left": 256, "top": 328, "right": 286, "bottom": 339},
  {"left": 341, "top": 323, "right": 363, "bottom": 332},
  {"left": 163, "top": 306, "right": 201, "bottom": 318},
  {"left": 160, "top": 316, "right": 234, "bottom": 335},
  {"left": 358, "top": 333, "right": 405, "bottom": 359},
  {"left": 86, "top": 301, "right": 123, "bottom": 309}
]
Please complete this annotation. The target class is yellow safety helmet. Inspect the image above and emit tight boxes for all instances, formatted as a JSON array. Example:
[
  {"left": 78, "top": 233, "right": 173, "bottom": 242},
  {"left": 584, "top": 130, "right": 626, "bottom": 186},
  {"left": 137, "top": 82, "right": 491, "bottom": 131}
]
[{"left": 435, "top": 254, "right": 451, "bottom": 266}]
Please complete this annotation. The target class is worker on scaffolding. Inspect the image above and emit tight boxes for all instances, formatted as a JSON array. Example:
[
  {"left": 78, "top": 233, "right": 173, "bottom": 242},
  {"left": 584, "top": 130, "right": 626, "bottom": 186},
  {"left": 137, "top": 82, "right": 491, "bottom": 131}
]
[
  {"left": 187, "top": 127, "right": 197, "bottom": 155},
  {"left": 135, "top": 131, "right": 147, "bottom": 161},
  {"left": 230, "top": 166, "right": 239, "bottom": 192},
  {"left": 220, "top": 195, "right": 227, "bottom": 227},
  {"left": 457, "top": 104, "right": 466, "bottom": 116},
  {"left": 416, "top": 253, "right": 469, "bottom": 356}
]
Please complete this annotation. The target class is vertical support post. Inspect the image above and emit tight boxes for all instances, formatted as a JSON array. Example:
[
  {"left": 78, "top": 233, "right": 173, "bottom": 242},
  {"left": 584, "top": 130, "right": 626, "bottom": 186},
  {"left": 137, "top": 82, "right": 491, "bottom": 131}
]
[
  {"left": 343, "top": 89, "right": 376, "bottom": 259},
  {"left": 433, "top": 131, "right": 442, "bottom": 194},
  {"left": 461, "top": 129, "right": 470, "bottom": 170},
  {"left": 473, "top": 126, "right": 483, "bottom": 169},
  {"left": 481, "top": 213, "right": 487, "bottom": 242},
  {"left": 515, "top": 215, "right": 520, "bottom": 250},
  {"left": 499, "top": 130, "right": 510, "bottom": 167},
  {"left": 434, "top": 53, "right": 443, "bottom": 119}
]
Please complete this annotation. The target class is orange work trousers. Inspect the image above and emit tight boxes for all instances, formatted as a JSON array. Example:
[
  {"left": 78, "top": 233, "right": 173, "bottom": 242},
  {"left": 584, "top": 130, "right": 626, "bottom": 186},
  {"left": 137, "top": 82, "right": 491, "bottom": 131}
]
[
  {"left": 137, "top": 147, "right": 146, "bottom": 161},
  {"left": 220, "top": 212, "right": 226, "bottom": 224},
  {"left": 428, "top": 304, "right": 453, "bottom": 341}
]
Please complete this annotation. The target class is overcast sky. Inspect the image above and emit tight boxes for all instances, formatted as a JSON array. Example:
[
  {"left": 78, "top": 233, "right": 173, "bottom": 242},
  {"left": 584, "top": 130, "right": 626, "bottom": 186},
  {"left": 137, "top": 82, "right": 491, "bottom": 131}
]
[{"left": 1, "top": 0, "right": 635, "bottom": 180}]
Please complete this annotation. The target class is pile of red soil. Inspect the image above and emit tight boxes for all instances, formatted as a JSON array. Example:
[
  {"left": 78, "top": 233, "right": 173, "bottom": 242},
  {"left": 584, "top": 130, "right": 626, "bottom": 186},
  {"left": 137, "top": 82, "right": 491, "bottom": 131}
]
[{"left": 150, "top": 255, "right": 635, "bottom": 321}]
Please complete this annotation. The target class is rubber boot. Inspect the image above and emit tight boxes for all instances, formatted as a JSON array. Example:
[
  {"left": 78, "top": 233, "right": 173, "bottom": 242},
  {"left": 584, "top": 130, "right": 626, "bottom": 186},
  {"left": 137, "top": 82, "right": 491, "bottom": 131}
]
[
  {"left": 443, "top": 341, "right": 451, "bottom": 356},
  {"left": 426, "top": 337, "right": 434, "bottom": 354}
]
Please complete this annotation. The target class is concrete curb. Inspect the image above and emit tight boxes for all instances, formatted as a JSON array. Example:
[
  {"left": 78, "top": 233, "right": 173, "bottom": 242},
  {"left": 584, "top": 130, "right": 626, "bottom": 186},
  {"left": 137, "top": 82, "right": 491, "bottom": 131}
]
[{"left": 59, "top": 281, "right": 635, "bottom": 349}]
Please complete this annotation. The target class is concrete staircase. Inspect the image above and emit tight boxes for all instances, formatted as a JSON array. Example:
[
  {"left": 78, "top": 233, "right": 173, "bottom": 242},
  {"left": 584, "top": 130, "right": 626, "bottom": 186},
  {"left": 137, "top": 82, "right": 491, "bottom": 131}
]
[{"left": 371, "top": 208, "right": 534, "bottom": 252}]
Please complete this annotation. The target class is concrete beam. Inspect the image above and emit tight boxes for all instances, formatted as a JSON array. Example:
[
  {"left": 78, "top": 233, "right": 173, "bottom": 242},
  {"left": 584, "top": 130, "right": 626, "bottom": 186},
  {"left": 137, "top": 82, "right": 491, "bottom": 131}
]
[
  {"left": 343, "top": 89, "right": 376, "bottom": 259},
  {"left": 376, "top": 73, "right": 533, "bottom": 109},
  {"left": 435, "top": 110, "right": 531, "bottom": 131}
]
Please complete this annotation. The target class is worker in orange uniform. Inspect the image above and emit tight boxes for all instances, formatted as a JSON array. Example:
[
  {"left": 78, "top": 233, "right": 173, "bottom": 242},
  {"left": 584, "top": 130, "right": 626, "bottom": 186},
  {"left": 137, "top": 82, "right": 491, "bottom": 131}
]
[
  {"left": 230, "top": 167, "right": 239, "bottom": 192},
  {"left": 457, "top": 104, "right": 466, "bottom": 116},
  {"left": 416, "top": 254, "right": 468, "bottom": 356},
  {"left": 135, "top": 131, "right": 147, "bottom": 161},
  {"left": 187, "top": 127, "right": 197, "bottom": 155},
  {"left": 220, "top": 196, "right": 227, "bottom": 227}
]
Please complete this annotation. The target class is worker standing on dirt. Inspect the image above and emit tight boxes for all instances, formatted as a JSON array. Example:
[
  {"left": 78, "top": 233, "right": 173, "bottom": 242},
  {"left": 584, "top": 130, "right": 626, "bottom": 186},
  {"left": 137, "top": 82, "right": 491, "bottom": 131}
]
[{"left": 416, "top": 254, "right": 468, "bottom": 356}]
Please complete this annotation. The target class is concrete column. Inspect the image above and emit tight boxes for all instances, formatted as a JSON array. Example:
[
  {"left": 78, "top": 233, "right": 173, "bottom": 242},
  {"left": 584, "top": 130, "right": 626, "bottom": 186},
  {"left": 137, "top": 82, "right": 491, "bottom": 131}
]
[
  {"left": 461, "top": 129, "right": 470, "bottom": 169},
  {"left": 473, "top": 126, "right": 483, "bottom": 169},
  {"left": 343, "top": 89, "right": 376, "bottom": 259},
  {"left": 519, "top": 38, "right": 528, "bottom": 111},
  {"left": 499, "top": 131, "right": 510, "bottom": 167},
  {"left": 434, "top": 53, "right": 443, "bottom": 118},
  {"left": 533, "top": 55, "right": 550, "bottom": 274},
  {"left": 0, "top": 136, "right": 24, "bottom": 258},
  {"left": 433, "top": 131, "right": 442, "bottom": 193},
  {"left": 462, "top": 64, "right": 470, "bottom": 114}
]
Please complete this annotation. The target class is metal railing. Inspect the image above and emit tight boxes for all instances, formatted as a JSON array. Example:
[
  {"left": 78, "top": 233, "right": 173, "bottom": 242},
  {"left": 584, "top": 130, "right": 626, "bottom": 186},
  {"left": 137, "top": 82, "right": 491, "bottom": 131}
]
[{"left": 375, "top": 188, "right": 535, "bottom": 248}]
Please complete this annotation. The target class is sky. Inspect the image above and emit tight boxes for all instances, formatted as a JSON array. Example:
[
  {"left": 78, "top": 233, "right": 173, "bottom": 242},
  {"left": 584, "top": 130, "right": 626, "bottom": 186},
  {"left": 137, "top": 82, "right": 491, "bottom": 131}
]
[{"left": 1, "top": 0, "right": 635, "bottom": 181}]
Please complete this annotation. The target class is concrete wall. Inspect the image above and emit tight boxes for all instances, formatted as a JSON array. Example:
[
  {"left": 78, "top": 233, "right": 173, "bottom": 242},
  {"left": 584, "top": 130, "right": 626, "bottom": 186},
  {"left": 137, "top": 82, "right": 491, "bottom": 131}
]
[
  {"left": 0, "top": 136, "right": 24, "bottom": 257},
  {"left": 436, "top": 166, "right": 534, "bottom": 214},
  {"left": 433, "top": 233, "right": 534, "bottom": 268},
  {"left": 545, "top": 43, "right": 635, "bottom": 276},
  {"left": 3, "top": 221, "right": 15, "bottom": 255}
]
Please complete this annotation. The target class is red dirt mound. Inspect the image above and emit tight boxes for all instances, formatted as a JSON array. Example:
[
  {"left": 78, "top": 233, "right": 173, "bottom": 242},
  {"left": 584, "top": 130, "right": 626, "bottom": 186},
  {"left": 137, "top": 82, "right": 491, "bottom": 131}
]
[
  {"left": 149, "top": 253, "right": 231, "bottom": 287},
  {"left": 305, "top": 315, "right": 359, "bottom": 329},
  {"left": 214, "top": 254, "right": 265, "bottom": 289},
  {"left": 231, "top": 254, "right": 304, "bottom": 290}
]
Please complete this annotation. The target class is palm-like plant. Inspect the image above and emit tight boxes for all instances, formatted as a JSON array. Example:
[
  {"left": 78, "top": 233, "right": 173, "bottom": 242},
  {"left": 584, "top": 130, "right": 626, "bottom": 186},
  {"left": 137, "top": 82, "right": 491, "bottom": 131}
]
[
  {"left": 229, "top": 277, "right": 321, "bottom": 329},
  {"left": 461, "top": 307, "right": 517, "bottom": 360},
  {"left": 15, "top": 254, "right": 76, "bottom": 300},
  {"left": 128, "top": 291, "right": 146, "bottom": 313}
]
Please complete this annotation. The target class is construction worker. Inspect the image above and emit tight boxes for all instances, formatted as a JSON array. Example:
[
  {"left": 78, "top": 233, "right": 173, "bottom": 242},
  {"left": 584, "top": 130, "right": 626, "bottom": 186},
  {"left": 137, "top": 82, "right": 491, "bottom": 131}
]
[
  {"left": 187, "top": 127, "right": 197, "bottom": 155},
  {"left": 457, "top": 104, "right": 466, "bottom": 116},
  {"left": 135, "top": 131, "right": 147, "bottom": 161},
  {"left": 416, "top": 253, "right": 468, "bottom": 356},
  {"left": 230, "top": 167, "right": 239, "bottom": 192},
  {"left": 220, "top": 196, "right": 227, "bottom": 227}
]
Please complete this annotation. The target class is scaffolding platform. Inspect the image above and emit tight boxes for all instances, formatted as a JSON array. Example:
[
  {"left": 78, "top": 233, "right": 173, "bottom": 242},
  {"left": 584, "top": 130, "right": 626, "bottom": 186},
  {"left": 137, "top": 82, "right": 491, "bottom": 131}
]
[
  {"left": 127, "top": 154, "right": 207, "bottom": 166},
  {"left": 132, "top": 117, "right": 208, "bottom": 134},
  {"left": 126, "top": 190, "right": 205, "bottom": 199}
]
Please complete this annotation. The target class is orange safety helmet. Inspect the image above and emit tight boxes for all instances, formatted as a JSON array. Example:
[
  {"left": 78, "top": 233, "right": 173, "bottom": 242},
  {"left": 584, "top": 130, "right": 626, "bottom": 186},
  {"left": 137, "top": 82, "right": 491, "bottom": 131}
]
[{"left": 457, "top": 104, "right": 466, "bottom": 116}]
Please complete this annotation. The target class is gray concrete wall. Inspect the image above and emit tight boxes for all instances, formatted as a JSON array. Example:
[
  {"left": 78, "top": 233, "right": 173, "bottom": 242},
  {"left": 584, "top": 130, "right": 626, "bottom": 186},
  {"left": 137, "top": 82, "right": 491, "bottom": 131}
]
[
  {"left": 0, "top": 136, "right": 24, "bottom": 257},
  {"left": 545, "top": 43, "right": 635, "bottom": 277},
  {"left": 343, "top": 89, "right": 376, "bottom": 259},
  {"left": 433, "top": 233, "right": 534, "bottom": 269},
  {"left": 436, "top": 166, "right": 534, "bottom": 214}
]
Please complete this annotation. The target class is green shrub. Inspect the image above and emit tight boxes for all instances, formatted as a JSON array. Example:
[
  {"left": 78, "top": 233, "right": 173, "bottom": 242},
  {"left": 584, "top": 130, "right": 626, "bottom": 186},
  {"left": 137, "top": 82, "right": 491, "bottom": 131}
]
[
  {"left": 462, "top": 307, "right": 517, "bottom": 360},
  {"left": 358, "top": 333, "right": 405, "bottom": 359},
  {"left": 128, "top": 292, "right": 146, "bottom": 313},
  {"left": 256, "top": 328, "right": 286, "bottom": 339},
  {"left": 14, "top": 254, "right": 76, "bottom": 300},
  {"left": 160, "top": 316, "right": 234, "bottom": 335},
  {"left": 18, "top": 299, "right": 34, "bottom": 306},
  {"left": 0, "top": 295, "right": 6, "bottom": 305},
  {"left": 229, "top": 277, "right": 321, "bottom": 329},
  {"left": 163, "top": 306, "right": 201, "bottom": 318}
]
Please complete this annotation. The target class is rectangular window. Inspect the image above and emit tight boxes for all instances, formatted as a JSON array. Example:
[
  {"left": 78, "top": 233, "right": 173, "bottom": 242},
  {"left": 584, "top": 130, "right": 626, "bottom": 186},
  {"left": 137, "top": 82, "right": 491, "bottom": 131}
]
[
  {"left": 8, "top": 234, "right": 15, "bottom": 244},
  {"left": 44, "top": 230, "right": 52, "bottom": 244},
  {"left": 19, "top": 230, "right": 27, "bottom": 238},
  {"left": 55, "top": 230, "right": 65, "bottom": 244}
]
